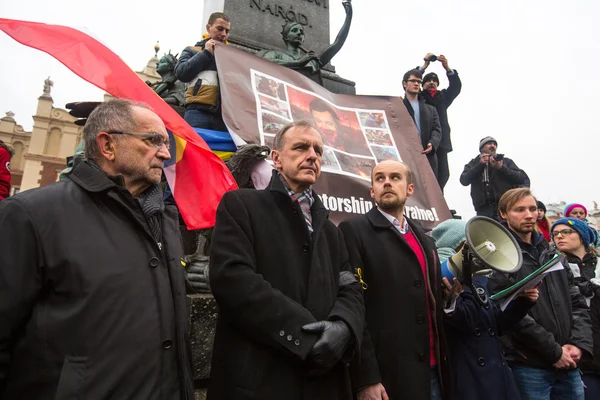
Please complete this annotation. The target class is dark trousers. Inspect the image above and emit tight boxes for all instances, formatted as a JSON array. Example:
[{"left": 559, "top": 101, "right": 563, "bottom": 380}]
[
  {"left": 427, "top": 152, "right": 439, "bottom": 183},
  {"left": 582, "top": 373, "right": 600, "bottom": 400},
  {"left": 184, "top": 107, "right": 227, "bottom": 131},
  {"left": 437, "top": 149, "right": 450, "bottom": 192},
  {"left": 476, "top": 203, "right": 500, "bottom": 221}
]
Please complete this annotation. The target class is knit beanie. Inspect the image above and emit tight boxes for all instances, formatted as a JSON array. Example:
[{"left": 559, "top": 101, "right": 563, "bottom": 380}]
[
  {"left": 551, "top": 218, "right": 597, "bottom": 249},
  {"left": 432, "top": 219, "right": 468, "bottom": 263},
  {"left": 479, "top": 136, "right": 497, "bottom": 152},
  {"left": 564, "top": 203, "right": 587, "bottom": 218},
  {"left": 423, "top": 72, "right": 439, "bottom": 85},
  {"left": 537, "top": 201, "right": 547, "bottom": 213}
]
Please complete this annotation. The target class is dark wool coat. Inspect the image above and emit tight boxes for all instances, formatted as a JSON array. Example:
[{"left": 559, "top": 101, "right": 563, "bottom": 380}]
[
  {"left": 402, "top": 97, "right": 442, "bottom": 152},
  {"left": 0, "top": 161, "right": 194, "bottom": 400},
  {"left": 444, "top": 279, "right": 533, "bottom": 400},
  {"left": 419, "top": 70, "right": 462, "bottom": 152},
  {"left": 208, "top": 173, "right": 365, "bottom": 400},
  {"left": 339, "top": 209, "right": 451, "bottom": 400},
  {"left": 488, "top": 230, "right": 593, "bottom": 370}
]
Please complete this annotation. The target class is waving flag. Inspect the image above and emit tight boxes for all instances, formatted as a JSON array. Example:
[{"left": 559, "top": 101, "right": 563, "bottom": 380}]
[{"left": 0, "top": 18, "right": 237, "bottom": 229}]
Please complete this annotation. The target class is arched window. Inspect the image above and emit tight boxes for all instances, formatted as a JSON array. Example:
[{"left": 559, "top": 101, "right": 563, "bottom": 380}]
[
  {"left": 45, "top": 127, "right": 62, "bottom": 157},
  {"left": 12, "top": 141, "right": 24, "bottom": 171}
]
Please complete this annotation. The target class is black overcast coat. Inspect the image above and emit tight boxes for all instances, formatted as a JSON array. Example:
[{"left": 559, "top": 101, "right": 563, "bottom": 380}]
[
  {"left": 339, "top": 209, "right": 451, "bottom": 400},
  {"left": 208, "top": 172, "right": 365, "bottom": 400},
  {"left": 0, "top": 161, "right": 194, "bottom": 400}
]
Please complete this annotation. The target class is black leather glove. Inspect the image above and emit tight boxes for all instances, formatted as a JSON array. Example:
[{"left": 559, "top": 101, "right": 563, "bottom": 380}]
[
  {"left": 183, "top": 256, "right": 211, "bottom": 294},
  {"left": 301, "top": 320, "right": 351, "bottom": 373}
]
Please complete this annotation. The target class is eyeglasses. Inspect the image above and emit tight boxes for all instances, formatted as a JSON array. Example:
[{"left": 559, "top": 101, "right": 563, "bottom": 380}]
[
  {"left": 407, "top": 79, "right": 422, "bottom": 84},
  {"left": 107, "top": 131, "right": 170, "bottom": 150},
  {"left": 551, "top": 229, "right": 576, "bottom": 239}
]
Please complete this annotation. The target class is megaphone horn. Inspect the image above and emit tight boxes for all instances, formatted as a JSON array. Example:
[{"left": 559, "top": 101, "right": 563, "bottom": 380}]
[{"left": 441, "top": 216, "right": 523, "bottom": 281}]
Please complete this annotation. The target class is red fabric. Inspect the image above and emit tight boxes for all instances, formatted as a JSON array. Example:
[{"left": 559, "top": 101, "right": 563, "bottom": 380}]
[
  {"left": 0, "top": 147, "right": 10, "bottom": 200},
  {"left": 427, "top": 88, "right": 438, "bottom": 97},
  {"left": 0, "top": 18, "right": 237, "bottom": 229},
  {"left": 537, "top": 218, "right": 551, "bottom": 242},
  {"left": 403, "top": 229, "right": 437, "bottom": 366}
]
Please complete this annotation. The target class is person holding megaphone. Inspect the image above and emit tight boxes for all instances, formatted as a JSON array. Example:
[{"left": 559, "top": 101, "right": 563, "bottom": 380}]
[{"left": 432, "top": 218, "right": 539, "bottom": 400}]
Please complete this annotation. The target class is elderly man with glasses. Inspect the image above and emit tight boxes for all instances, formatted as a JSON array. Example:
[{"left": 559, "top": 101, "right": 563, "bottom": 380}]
[
  {"left": 401, "top": 69, "right": 442, "bottom": 185},
  {"left": 0, "top": 99, "right": 194, "bottom": 400}
]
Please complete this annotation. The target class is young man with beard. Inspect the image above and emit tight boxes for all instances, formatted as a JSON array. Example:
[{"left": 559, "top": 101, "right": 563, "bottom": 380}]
[
  {"left": 208, "top": 121, "right": 364, "bottom": 400},
  {"left": 176, "top": 12, "right": 231, "bottom": 130},
  {"left": 401, "top": 70, "right": 442, "bottom": 185},
  {"left": 339, "top": 160, "right": 451, "bottom": 400},
  {"left": 488, "top": 188, "right": 592, "bottom": 400},
  {"left": 417, "top": 53, "right": 462, "bottom": 192}
]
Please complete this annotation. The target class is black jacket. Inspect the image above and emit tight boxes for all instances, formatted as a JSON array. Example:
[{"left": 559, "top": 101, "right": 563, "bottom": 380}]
[
  {"left": 419, "top": 70, "right": 462, "bottom": 152},
  {"left": 339, "top": 209, "right": 451, "bottom": 400},
  {"left": 402, "top": 97, "right": 442, "bottom": 152},
  {"left": 564, "top": 253, "right": 600, "bottom": 374},
  {"left": 488, "top": 230, "right": 593, "bottom": 370},
  {"left": 0, "top": 161, "right": 194, "bottom": 400},
  {"left": 460, "top": 156, "right": 527, "bottom": 211},
  {"left": 208, "top": 172, "right": 365, "bottom": 400}
]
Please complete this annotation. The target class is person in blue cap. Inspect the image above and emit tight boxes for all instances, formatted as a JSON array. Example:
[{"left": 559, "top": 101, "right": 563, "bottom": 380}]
[
  {"left": 432, "top": 218, "right": 539, "bottom": 400},
  {"left": 551, "top": 217, "right": 600, "bottom": 399}
]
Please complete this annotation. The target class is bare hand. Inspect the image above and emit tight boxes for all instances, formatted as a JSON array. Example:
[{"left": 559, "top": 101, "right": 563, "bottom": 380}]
[
  {"left": 422, "top": 143, "right": 433, "bottom": 154},
  {"left": 205, "top": 39, "right": 217, "bottom": 54},
  {"left": 490, "top": 157, "right": 503, "bottom": 169},
  {"left": 479, "top": 154, "right": 490, "bottom": 164},
  {"left": 553, "top": 347, "right": 577, "bottom": 369},
  {"left": 564, "top": 344, "right": 583, "bottom": 363},
  {"left": 442, "top": 277, "right": 463, "bottom": 297},
  {"left": 358, "top": 383, "right": 389, "bottom": 400},
  {"left": 519, "top": 288, "right": 539, "bottom": 302},
  {"left": 438, "top": 55, "right": 451, "bottom": 71},
  {"left": 422, "top": 52, "right": 434, "bottom": 69}
]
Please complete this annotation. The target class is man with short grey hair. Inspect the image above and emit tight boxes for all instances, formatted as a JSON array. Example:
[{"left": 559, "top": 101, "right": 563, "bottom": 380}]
[
  {"left": 208, "top": 120, "right": 365, "bottom": 399},
  {"left": 0, "top": 99, "right": 194, "bottom": 399}
]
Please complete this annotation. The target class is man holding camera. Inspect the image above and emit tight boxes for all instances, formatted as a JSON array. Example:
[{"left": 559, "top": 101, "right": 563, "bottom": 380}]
[
  {"left": 417, "top": 53, "right": 462, "bottom": 192},
  {"left": 460, "top": 137, "right": 527, "bottom": 219}
]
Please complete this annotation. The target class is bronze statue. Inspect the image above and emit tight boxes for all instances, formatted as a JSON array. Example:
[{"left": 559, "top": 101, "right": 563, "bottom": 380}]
[
  {"left": 257, "top": 0, "right": 353, "bottom": 85},
  {"left": 146, "top": 53, "right": 186, "bottom": 110}
]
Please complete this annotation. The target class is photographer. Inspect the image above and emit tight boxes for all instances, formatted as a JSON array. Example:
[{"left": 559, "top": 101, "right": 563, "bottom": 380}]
[
  {"left": 460, "top": 137, "right": 527, "bottom": 219},
  {"left": 417, "top": 53, "right": 462, "bottom": 192}
]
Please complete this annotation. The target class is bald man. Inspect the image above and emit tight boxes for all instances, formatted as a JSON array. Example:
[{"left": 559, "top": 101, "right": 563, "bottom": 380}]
[{"left": 339, "top": 160, "right": 451, "bottom": 400}]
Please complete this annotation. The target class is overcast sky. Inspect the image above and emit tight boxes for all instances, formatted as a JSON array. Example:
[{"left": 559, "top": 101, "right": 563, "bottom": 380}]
[{"left": 1, "top": 0, "right": 599, "bottom": 219}]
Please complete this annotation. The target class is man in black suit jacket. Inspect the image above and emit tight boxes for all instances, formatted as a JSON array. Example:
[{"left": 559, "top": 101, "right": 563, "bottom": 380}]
[
  {"left": 402, "top": 69, "right": 442, "bottom": 186},
  {"left": 208, "top": 121, "right": 364, "bottom": 400},
  {"left": 339, "top": 160, "right": 451, "bottom": 400}
]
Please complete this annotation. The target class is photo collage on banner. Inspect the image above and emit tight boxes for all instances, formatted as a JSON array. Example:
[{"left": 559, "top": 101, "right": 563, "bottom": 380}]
[{"left": 251, "top": 70, "right": 403, "bottom": 182}]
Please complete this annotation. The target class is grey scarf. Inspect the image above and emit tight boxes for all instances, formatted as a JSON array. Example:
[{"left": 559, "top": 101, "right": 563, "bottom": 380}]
[{"left": 137, "top": 184, "right": 165, "bottom": 243}]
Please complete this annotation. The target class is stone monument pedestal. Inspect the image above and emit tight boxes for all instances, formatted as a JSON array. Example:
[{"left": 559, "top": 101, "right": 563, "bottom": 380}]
[{"left": 189, "top": 294, "right": 218, "bottom": 400}]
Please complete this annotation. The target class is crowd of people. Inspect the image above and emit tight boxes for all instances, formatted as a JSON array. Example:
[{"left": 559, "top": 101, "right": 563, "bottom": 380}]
[{"left": 0, "top": 11, "right": 599, "bottom": 400}]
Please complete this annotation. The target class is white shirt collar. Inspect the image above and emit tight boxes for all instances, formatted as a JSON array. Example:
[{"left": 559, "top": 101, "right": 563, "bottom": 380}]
[{"left": 378, "top": 209, "right": 409, "bottom": 234}]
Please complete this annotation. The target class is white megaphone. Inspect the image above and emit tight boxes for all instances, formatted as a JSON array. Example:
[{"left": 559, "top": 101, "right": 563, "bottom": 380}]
[{"left": 441, "top": 216, "right": 523, "bottom": 282}]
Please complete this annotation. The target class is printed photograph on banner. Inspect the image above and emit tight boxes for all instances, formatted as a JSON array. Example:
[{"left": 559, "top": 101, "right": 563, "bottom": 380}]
[
  {"left": 358, "top": 111, "right": 388, "bottom": 129},
  {"left": 365, "top": 128, "right": 393, "bottom": 146},
  {"left": 333, "top": 151, "right": 375, "bottom": 181},
  {"left": 254, "top": 73, "right": 288, "bottom": 102},
  {"left": 260, "top": 111, "right": 290, "bottom": 136},
  {"left": 371, "top": 145, "right": 401, "bottom": 162},
  {"left": 258, "top": 94, "right": 291, "bottom": 120},
  {"left": 322, "top": 148, "right": 341, "bottom": 171},
  {"left": 262, "top": 134, "right": 275, "bottom": 150},
  {"left": 286, "top": 87, "right": 372, "bottom": 157}
]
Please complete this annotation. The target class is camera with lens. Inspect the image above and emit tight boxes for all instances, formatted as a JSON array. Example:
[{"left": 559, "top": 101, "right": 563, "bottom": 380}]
[
  {"left": 491, "top": 153, "right": 504, "bottom": 161},
  {"left": 427, "top": 54, "right": 438, "bottom": 62}
]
